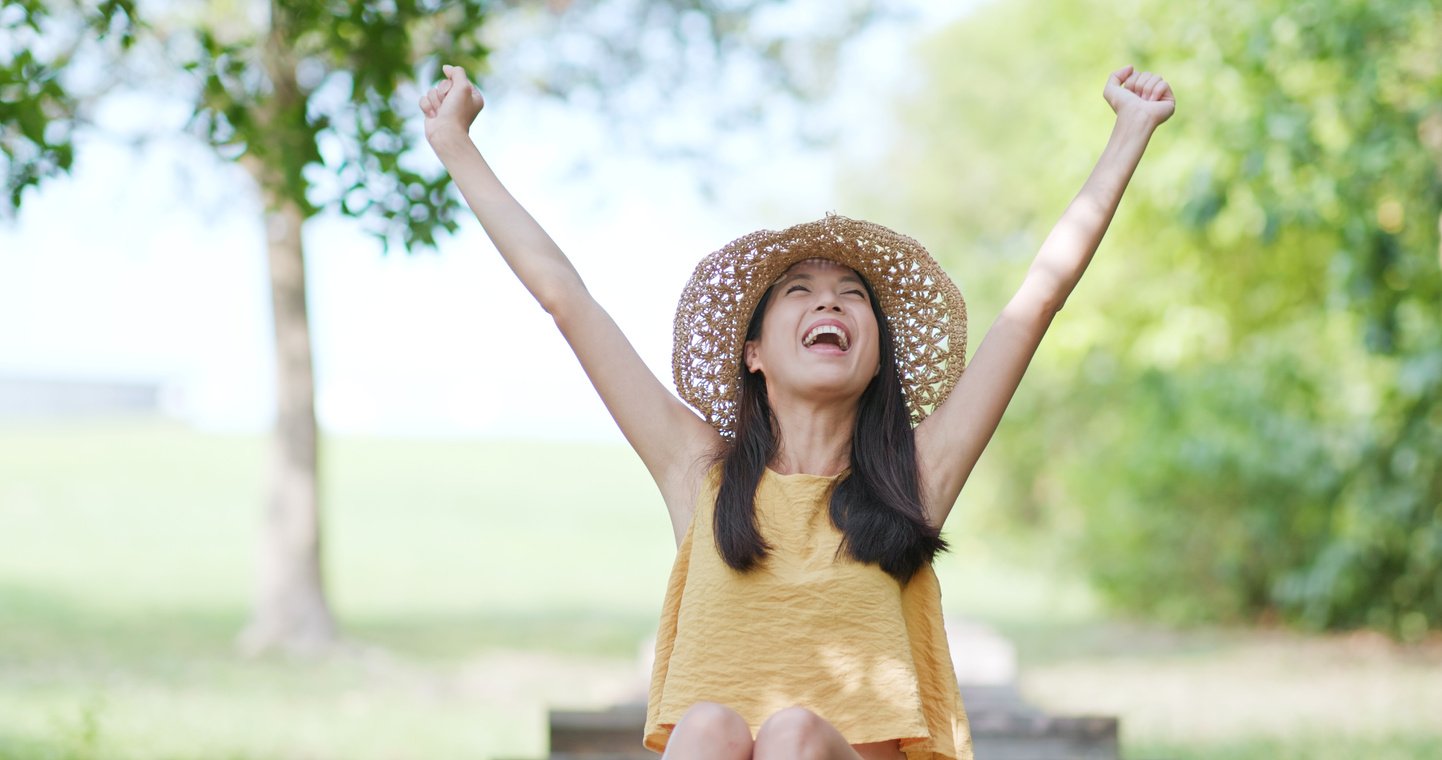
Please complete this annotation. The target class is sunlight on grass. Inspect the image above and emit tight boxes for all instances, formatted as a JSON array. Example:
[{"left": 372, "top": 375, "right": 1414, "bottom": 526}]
[{"left": 3, "top": 420, "right": 1439, "bottom": 759}]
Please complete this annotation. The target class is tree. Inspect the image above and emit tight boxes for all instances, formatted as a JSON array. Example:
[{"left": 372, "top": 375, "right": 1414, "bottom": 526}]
[
  {"left": 6, "top": 0, "right": 494, "bottom": 655},
  {"left": 1151, "top": 0, "right": 1442, "bottom": 637},
  {"left": 857, "top": 0, "right": 1441, "bottom": 636},
  {"left": 2, "top": 0, "right": 886, "bottom": 653}
]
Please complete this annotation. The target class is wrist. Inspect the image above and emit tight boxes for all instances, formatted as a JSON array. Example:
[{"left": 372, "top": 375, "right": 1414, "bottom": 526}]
[
  {"left": 427, "top": 125, "right": 474, "bottom": 157},
  {"left": 1113, "top": 110, "right": 1158, "bottom": 135},
  {"left": 1113, "top": 108, "right": 1159, "bottom": 131}
]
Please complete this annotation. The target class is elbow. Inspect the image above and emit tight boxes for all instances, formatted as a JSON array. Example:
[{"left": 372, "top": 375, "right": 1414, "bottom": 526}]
[
  {"left": 1017, "top": 270, "right": 1069, "bottom": 319},
  {"left": 544, "top": 285, "right": 596, "bottom": 332},
  {"left": 1042, "top": 290, "right": 1069, "bottom": 316},
  {"left": 536, "top": 288, "right": 566, "bottom": 320},
  {"left": 541, "top": 290, "right": 573, "bottom": 326},
  {"left": 1000, "top": 300, "right": 1061, "bottom": 335},
  {"left": 534, "top": 267, "right": 589, "bottom": 321}
]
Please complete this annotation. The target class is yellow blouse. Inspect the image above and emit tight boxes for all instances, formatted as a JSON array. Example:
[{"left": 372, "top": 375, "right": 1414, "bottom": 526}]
[{"left": 644, "top": 464, "right": 973, "bottom": 759}]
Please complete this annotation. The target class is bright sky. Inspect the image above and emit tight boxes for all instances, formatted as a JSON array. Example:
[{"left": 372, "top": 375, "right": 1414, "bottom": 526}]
[{"left": 0, "top": 2, "right": 972, "bottom": 440}]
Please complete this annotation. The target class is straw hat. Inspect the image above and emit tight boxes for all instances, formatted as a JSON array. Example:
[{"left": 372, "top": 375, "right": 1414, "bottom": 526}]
[{"left": 673, "top": 213, "right": 967, "bottom": 435}]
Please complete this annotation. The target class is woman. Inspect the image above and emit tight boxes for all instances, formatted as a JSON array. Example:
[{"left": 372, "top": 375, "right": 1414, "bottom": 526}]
[{"left": 420, "top": 62, "right": 1174, "bottom": 760}]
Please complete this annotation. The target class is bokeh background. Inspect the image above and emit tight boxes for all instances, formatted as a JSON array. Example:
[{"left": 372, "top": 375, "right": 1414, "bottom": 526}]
[{"left": 2, "top": 0, "right": 1439, "bottom": 758}]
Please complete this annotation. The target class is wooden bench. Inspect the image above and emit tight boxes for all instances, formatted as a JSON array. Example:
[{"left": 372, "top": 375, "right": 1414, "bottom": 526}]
[
  {"left": 518, "top": 684, "right": 1118, "bottom": 760},
  {"left": 503, "top": 621, "right": 1121, "bottom": 759}
]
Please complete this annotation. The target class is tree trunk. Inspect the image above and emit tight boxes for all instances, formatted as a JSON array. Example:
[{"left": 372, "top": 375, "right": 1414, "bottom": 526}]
[
  {"left": 234, "top": 188, "right": 338, "bottom": 655},
  {"left": 236, "top": 190, "right": 338, "bottom": 656},
  {"left": 237, "top": 0, "right": 337, "bottom": 655}
]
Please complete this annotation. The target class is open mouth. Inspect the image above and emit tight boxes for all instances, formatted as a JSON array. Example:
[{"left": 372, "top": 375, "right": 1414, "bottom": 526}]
[{"left": 802, "top": 323, "right": 850, "bottom": 352}]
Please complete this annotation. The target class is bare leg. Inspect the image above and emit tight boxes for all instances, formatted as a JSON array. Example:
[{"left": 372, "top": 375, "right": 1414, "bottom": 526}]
[
  {"left": 752, "top": 707, "right": 904, "bottom": 760},
  {"left": 662, "top": 701, "right": 753, "bottom": 760}
]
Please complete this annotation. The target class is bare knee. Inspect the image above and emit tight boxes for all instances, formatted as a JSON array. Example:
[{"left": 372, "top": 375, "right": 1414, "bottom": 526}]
[
  {"left": 678, "top": 701, "right": 750, "bottom": 738},
  {"left": 665, "top": 701, "right": 752, "bottom": 760},
  {"left": 754, "top": 706, "right": 835, "bottom": 760}
]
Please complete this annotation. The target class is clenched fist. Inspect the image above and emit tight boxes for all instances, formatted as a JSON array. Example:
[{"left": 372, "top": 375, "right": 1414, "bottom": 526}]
[
  {"left": 420, "top": 64, "right": 485, "bottom": 147},
  {"left": 1103, "top": 65, "right": 1174, "bottom": 127}
]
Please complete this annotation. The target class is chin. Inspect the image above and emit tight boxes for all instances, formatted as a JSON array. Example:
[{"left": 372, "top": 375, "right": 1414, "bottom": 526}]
[{"left": 794, "top": 376, "right": 871, "bottom": 404}]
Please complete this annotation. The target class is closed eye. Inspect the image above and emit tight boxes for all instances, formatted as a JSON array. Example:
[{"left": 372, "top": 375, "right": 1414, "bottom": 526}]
[{"left": 786, "top": 284, "right": 810, "bottom": 294}]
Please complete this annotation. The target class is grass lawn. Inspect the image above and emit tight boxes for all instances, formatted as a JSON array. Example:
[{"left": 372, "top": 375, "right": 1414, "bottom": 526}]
[{"left": 1, "top": 419, "right": 1438, "bottom": 759}]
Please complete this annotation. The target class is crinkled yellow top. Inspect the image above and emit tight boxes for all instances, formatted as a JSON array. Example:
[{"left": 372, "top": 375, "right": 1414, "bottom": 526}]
[{"left": 644, "top": 464, "right": 972, "bottom": 759}]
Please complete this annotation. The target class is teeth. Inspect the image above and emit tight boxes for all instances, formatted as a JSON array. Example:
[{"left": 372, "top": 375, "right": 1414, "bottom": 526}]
[{"left": 803, "top": 324, "right": 849, "bottom": 350}]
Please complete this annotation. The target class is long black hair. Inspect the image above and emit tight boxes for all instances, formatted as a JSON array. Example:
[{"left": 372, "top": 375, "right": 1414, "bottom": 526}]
[{"left": 709, "top": 270, "right": 948, "bottom": 584}]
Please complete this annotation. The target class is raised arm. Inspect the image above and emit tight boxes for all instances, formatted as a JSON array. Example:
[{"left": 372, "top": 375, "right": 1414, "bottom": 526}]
[
  {"left": 915, "top": 66, "right": 1175, "bottom": 526},
  {"left": 420, "top": 66, "right": 721, "bottom": 541}
]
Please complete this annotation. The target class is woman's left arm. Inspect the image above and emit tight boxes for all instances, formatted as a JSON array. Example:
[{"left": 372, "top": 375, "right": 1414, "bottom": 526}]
[{"left": 915, "top": 66, "right": 1175, "bottom": 527}]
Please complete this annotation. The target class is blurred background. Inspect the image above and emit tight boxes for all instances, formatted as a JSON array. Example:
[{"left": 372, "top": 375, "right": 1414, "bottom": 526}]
[{"left": 2, "top": 0, "right": 1439, "bottom": 758}]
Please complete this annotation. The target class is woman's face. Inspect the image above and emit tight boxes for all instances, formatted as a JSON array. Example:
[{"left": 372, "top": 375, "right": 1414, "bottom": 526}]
[{"left": 743, "top": 258, "right": 881, "bottom": 408}]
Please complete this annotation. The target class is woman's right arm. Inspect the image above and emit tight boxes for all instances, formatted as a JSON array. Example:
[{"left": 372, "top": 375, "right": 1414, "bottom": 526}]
[{"left": 420, "top": 65, "right": 720, "bottom": 541}]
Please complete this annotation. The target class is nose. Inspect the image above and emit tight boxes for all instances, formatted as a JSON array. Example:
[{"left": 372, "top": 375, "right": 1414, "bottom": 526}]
[{"left": 813, "top": 294, "right": 843, "bottom": 312}]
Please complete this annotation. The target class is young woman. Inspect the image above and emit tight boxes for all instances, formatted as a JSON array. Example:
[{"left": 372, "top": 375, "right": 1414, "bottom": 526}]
[{"left": 420, "top": 62, "right": 1174, "bottom": 760}]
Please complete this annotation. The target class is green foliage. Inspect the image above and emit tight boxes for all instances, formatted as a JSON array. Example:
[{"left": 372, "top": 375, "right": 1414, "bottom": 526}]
[
  {"left": 1147, "top": 0, "right": 1442, "bottom": 637},
  {"left": 0, "top": 0, "right": 137, "bottom": 211},
  {"left": 862, "top": 0, "right": 1442, "bottom": 636},
  {"left": 1064, "top": 356, "right": 1347, "bottom": 623},
  {"left": 180, "top": 0, "right": 492, "bottom": 251},
  {"left": 5, "top": 0, "right": 887, "bottom": 251}
]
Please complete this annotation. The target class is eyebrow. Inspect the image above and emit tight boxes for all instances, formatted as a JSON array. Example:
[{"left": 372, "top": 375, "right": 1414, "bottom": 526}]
[{"left": 779, "top": 272, "right": 866, "bottom": 287}]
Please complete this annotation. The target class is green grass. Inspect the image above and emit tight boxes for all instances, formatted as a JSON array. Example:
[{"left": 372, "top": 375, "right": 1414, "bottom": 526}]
[
  {"left": 2, "top": 419, "right": 1438, "bottom": 759},
  {"left": 1132, "top": 734, "right": 1442, "bottom": 760},
  {"left": 0, "top": 420, "right": 672, "bottom": 759}
]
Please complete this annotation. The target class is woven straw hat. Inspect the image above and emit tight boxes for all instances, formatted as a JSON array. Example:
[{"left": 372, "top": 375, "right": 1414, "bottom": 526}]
[{"left": 673, "top": 213, "right": 967, "bottom": 435}]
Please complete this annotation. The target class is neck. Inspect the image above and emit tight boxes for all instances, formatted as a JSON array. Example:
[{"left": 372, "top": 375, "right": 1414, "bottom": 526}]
[{"left": 765, "top": 390, "right": 856, "bottom": 477}]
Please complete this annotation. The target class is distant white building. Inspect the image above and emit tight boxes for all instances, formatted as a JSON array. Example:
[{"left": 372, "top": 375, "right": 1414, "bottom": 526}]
[{"left": 0, "top": 375, "right": 175, "bottom": 418}]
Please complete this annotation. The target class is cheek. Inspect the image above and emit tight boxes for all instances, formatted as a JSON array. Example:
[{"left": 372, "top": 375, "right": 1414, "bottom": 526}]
[
  {"left": 758, "top": 306, "right": 797, "bottom": 351},
  {"left": 747, "top": 324, "right": 788, "bottom": 372},
  {"left": 862, "top": 320, "right": 881, "bottom": 355},
  {"left": 763, "top": 316, "right": 790, "bottom": 345},
  {"left": 866, "top": 326, "right": 885, "bottom": 371}
]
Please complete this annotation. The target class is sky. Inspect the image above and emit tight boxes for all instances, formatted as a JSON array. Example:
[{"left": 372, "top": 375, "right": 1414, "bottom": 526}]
[{"left": 0, "top": 1, "right": 974, "bottom": 441}]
